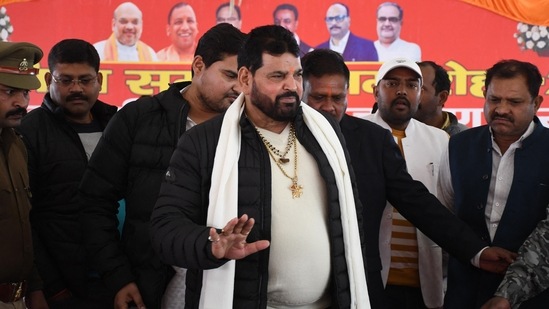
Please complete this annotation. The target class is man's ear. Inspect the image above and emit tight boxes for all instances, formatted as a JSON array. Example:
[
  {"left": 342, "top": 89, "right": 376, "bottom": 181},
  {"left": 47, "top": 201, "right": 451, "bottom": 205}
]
[
  {"left": 372, "top": 84, "right": 380, "bottom": 101},
  {"left": 438, "top": 90, "right": 449, "bottom": 108},
  {"left": 534, "top": 95, "right": 544, "bottom": 112},
  {"left": 44, "top": 72, "right": 52, "bottom": 88},
  {"left": 96, "top": 72, "right": 104, "bottom": 87},
  {"left": 191, "top": 55, "right": 204, "bottom": 77},
  {"left": 239, "top": 66, "right": 252, "bottom": 95}
]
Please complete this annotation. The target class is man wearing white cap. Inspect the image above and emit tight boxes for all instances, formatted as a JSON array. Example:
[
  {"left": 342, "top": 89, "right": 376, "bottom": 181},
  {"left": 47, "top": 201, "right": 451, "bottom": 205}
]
[
  {"left": 0, "top": 41, "right": 48, "bottom": 309},
  {"left": 364, "top": 57, "right": 449, "bottom": 308}
]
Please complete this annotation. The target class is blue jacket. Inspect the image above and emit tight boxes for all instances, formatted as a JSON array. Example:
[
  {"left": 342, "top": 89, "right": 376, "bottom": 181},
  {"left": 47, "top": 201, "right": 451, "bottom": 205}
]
[
  {"left": 445, "top": 117, "right": 549, "bottom": 308},
  {"left": 316, "top": 32, "right": 378, "bottom": 62}
]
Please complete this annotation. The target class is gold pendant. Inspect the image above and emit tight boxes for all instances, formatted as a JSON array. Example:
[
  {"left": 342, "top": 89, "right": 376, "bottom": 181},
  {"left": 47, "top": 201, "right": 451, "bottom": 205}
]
[
  {"left": 290, "top": 180, "right": 303, "bottom": 198},
  {"left": 279, "top": 157, "right": 290, "bottom": 164}
]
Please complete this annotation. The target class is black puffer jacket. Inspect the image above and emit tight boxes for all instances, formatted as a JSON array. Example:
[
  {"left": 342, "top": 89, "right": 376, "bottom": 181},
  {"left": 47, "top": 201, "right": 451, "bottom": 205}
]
[
  {"left": 150, "top": 108, "right": 366, "bottom": 308},
  {"left": 17, "top": 94, "right": 116, "bottom": 299},
  {"left": 79, "top": 82, "right": 191, "bottom": 308}
]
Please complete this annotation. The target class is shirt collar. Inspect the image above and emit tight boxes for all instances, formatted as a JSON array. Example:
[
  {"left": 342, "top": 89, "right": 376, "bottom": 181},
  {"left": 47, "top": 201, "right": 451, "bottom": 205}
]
[{"left": 330, "top": 31, "right": 350, "bottom": 54}]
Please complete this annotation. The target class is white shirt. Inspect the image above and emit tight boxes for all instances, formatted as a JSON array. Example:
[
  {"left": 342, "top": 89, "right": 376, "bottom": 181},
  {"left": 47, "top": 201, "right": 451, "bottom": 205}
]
[
  {"left": 374, "top": 38, "right": 421, "bottom": 62},
  {"left": 294, "top": 33, "right": 302, "bottom": 46},
  {"left": 329, "top": 31, "right": 350, "bottom": 55},
  {"left": 78, "top": 132, "right": 102, "bottom": 160},
  {"left": 484, "top": 123, "right": 533, "bottom": 239},
  {"left": 437, "top": 121, "right": 535, "bottom": 265},
  {"left": 257, "top": 124, "right": 332, "bottom": 309}
]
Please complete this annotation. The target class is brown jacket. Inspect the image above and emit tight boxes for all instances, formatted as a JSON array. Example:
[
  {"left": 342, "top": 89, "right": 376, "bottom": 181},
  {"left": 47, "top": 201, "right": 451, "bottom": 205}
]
[{"left": 0, "top": 128, "right": 41, "bottom": 291}]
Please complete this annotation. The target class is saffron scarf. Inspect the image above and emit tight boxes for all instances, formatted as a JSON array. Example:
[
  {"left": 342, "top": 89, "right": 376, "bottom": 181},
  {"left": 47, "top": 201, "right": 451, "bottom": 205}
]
[{"left": 102, "top": 33, "right": 153, "bottom": 61}]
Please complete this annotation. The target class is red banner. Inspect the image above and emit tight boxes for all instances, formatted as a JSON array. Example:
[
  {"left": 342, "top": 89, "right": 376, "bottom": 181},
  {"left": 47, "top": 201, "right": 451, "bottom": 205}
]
[{"left": 4, "top": 0, "right": 547, "bottom": 126}]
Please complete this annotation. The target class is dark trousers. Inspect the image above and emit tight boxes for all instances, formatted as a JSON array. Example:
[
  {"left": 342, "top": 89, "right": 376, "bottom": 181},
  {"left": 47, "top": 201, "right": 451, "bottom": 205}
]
[
  {"left": 385, "top": 284, "right": 428, "bottom": 309},
  {"left": 366, "top": 271, "right": 387, "bottom": 309},
  {"left": 48, "top": 278, "right": 113, "bottom": 309}
]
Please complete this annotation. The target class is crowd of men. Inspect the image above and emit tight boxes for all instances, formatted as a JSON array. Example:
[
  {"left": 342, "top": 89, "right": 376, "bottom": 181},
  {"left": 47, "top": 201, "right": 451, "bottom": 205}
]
[
  {"left": 1, "top": 2, "right": 548, "bottom": 309},
  {"left": 93, "top": 1, "right": 420, "bottom": 63}
]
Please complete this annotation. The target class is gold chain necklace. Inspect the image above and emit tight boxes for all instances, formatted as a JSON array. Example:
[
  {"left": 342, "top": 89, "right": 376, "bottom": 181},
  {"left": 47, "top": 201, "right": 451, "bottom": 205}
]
[
  {"left": 256, "top": 124, "right": 303, "bottom": 198},
  {"left": 255, "top": 123, "right": 295, "bottom": 164}
]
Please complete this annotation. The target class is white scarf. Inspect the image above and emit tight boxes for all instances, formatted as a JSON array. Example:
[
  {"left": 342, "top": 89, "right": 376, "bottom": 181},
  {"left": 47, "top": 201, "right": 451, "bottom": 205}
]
[{"left": 199, "top": 93, "right": 370, "bottom": 308}]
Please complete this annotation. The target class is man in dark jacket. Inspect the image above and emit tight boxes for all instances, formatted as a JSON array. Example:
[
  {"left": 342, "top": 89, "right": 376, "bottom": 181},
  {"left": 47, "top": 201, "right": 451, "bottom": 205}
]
[
  {"left": 17, "top": 39, "right": 117, "bottom": 309},
  {"left": 79, "top": 24, "right": 246, "bottom": 309},
  {"left": 438, "top": 60, "right": 549, "bottom": 308},
  {"left": 301, "top": 49, "right": 518, "bottom": 309},
  {"left": 0, "top": 41, "right": 48, "bottom": 309},
  {"left": 316, "top": 2, "right": 378, "bottom": 61},
  {"left": 151, "top": 25, "right": 369, "bottom": 309}
]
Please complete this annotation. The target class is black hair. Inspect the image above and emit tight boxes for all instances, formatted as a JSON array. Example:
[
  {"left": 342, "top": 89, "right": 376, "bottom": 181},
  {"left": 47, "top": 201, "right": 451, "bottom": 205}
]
[
  {"left": 417, "top": 61, "right": 450, "bottom": 94},
  {"left": 485, "top": 59, "right": 542, "bottom": 98},
  {"left": 192, "top": 23, "right": 246, "bottom": 77},
  {"left": 237, "top": 25, "right": 299, "bottom": 75},
  {"left": 301, "top": 48, "right": 349, "bottom": 87},
  {"left": 273, "top": 3, "right": 299, "bottom": 21},
  {"left": 167, "top": 2, "right": 190, "bottom": 24},
  {"left": 48, "top": 39, "right": 100, "bottom": 72}
]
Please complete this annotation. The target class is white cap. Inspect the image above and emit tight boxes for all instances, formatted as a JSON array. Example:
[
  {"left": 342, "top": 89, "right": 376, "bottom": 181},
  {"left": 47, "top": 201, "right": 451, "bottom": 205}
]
[{"left": 375, "top": 57, "right": 422, "bottom": 85}]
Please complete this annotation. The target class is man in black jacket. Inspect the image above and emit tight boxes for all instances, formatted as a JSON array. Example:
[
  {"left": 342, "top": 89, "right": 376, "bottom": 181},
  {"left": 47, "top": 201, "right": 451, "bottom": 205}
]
[
  {"left": 151, "top": 25, "right": 369, "bottom": 309},
  {"left": 301, "top": 48, "right": 518, "bottom": 309},
  {"left": 17, "top": 39, "right": 116, "bottom": 309},
  {"left": 79, "top": 24, "right": 246, "bottom": 309}
]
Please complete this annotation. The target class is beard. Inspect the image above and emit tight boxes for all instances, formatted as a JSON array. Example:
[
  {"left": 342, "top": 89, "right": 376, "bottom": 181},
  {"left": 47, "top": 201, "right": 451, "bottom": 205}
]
[
  {"left": 198, "top": 90, "right": 237, "bottom": 114},
  {"left": 250, "top": 81, "right": 300, "bottom": 122},
  {"left": 378, "top": 96, "right": 416, "bottom": 127}
]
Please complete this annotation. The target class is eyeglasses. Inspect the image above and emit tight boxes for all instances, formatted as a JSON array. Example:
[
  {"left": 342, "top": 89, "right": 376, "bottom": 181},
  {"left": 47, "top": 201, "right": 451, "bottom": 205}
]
[
  {"left": 325, "top": 15, "right": 348, "bottom": 23},
  {"left": 51, "top": 75, "right": 97, "bottom": 87},
  {"left": 377, "top": 16, "right": 401, "bottom": 23}
]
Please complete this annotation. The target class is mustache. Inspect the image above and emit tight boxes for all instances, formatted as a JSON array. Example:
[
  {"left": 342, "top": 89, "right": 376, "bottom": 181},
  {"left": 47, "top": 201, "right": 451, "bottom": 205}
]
[
  {"left": 492, "top": 112, "right": 513, "bottom": 122},
  {"left": 391, "top": 97, "right": 411, "bottom": 107},
  {"left": 6, "top": 107, "right": 27, "bottom": 117},
  {"left": 330, "top": 25, "right": 341, "bottom": 30},
  {"left": 66, "top": 93, "right": 89, "bottom": 102},
  {"left": 5, "top": 107, "right": 27, "bottom": 117},
  {"left": 276, "top": 91, "right": 300, "bottom": 103}
]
